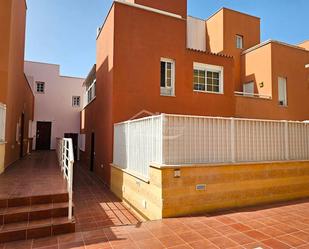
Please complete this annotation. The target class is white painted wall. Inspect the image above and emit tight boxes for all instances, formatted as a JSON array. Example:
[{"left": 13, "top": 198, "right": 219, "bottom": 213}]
[{"left": 24, "top": 61, "right": 84, "bottom": 150}]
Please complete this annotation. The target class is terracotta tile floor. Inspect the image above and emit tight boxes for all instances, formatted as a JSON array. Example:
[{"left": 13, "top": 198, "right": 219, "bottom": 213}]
[
  {"left": 2, "top": 152, "right": 309, "bottom": 248},
  {"left": 0, "top": 152, "right": 67, "bottom": 199}
]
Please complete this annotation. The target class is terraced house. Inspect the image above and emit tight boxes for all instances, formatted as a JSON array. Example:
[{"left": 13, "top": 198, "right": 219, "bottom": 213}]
[
  {"left": 81, "top": 0, "right": 309, "bottom": 219},
  {"left": 0, "top": 0, "right": 34, "bottom": 174}
]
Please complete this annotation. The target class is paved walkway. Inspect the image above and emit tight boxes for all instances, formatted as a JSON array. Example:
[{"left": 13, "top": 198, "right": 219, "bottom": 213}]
[
  {"left": 1, "top": 152, "right": 309, "bottom": 249},
  {"left": 0, "top": 152, "right": 67, "bottom": 199}
]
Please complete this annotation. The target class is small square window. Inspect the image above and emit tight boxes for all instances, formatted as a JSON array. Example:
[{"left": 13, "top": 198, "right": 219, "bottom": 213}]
[
  {"left": 36, "top": 82, "right": 45, "bottom": 93},
  {"left": 72, "top": 96, "right": 81, "bottom": 107},
  {"left": 236, "top": 35, "right": 243, "bottom": 49}
]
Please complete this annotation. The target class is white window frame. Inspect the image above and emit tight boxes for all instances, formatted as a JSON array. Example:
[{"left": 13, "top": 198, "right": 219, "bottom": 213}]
[
  {"left": 160, "top": 58, "right": 175, "bottom": 96},
  {"left": 278, "top": 77, "right": 288, "bottom": 107},
  {"left": 36, "top": 81, "right": 45, "bottom": 93},
  {"left": 0, "top": 103, "right": 6, "bottom": 143},
  {"left": 236, "top": 35, "right": 244, "bottom": 49},
  {"left": 72, "top": 96, "right": 81, "bottom": 108},
  {"left": 243, "top": 82, "right": 254, "bottom": 96},
  {"left": 193, "top": 63, "right": 224, "bottom": 94},
  {"left": 86, "top": 79, "right": 96, "bottom": 104}
]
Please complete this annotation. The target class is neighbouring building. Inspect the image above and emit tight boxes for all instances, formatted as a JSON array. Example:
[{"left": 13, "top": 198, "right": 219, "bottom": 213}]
[
  {"left": 0, "top": 0, "right": 34, "bottom": 174},
  {"left": 24, "top": 61, "right": 84, "bottom": 159},
  {"left": 81, "top": 0, "right": 309, "bottom": 218},
  {"left": 80, "top": 65, "right": 96, "bottom": 171}
]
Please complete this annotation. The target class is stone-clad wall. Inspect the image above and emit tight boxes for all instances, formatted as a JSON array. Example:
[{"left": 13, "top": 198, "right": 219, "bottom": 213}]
[{"left": 111, "top": 161, "right": 309, "bottom": 220}]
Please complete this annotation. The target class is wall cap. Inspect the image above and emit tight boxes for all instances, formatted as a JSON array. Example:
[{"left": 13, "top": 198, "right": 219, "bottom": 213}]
[
  {"left": 111, "top": 163, "right": 150, "bottom": 183},
  {"left": 150, "top": 160, "right": 309, "bottom": 169}
]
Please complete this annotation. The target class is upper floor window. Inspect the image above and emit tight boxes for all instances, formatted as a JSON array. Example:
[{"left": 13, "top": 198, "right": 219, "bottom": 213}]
[
  {"left": 278, "top": 77, "right": 287, "bottom": 106},
  {"left": 36, "top": 81, "right": 45, "bottom": 93},
  {"left": 72, "top": 96, "right": 81, "bottom": 107},
  {"left": 160, "top": 58, "right": 175, "bottom": 96},
  {"left": 193, "top": 63, "right": 224, "bottom": 94},
  {"left": 86, "top": 80, "right": 96, "bottom": 104},
  {"left": 243, "top": 82, "right": 254, "bottom": 96},
  {"left": 236, "top": 35, "right": 244, "bottom": 49}
]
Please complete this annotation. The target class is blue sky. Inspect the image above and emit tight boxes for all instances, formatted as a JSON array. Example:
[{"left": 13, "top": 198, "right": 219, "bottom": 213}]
[{"left": 25, "top": 0, "right": 309, "bottom": 78}]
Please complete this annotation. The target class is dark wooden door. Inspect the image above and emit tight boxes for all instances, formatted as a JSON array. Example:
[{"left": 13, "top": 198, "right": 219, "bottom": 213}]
[
  {"left": 36, "top": 122, "right": 51, "bottom": 150},
  {"left": 64, "top": 133, "right": 78, "bottom": 160},
  {"left": 90, "top": 132, "right": 95, "bottom": 172},
  {"left": 19, "top": 113, "right": 25, "bottom": 158}
]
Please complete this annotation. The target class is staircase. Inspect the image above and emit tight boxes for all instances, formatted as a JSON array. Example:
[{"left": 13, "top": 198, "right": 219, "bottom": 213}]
[{"left": 0, "top": 193, "right": 75, "bottom": 243}]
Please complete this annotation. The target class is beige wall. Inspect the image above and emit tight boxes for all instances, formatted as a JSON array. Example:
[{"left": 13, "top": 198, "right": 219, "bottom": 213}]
[
  {"left": 112, "top": 161, "right": 309, "bottom": 220},
  {"left": 111, "top": 165, "right": 163, "bottom": 220}
]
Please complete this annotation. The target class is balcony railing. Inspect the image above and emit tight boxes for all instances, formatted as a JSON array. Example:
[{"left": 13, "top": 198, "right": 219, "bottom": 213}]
[
  {"left": 113, "top": 114, "right": 309, "bottom": 179},
  {"left": 234, "top": 91, "right": 272, "bottom": 99},
  {"left": 56, "top": 138, "right": 74, "bottom": 220},
  {"left": 0, "top": 103, "right": 6, "bottom": 143}
]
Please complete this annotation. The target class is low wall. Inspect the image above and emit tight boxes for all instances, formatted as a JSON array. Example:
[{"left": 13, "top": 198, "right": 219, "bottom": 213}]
[
  {"left": 110, "top": 165, "right": 163, "bottom": 220},
  {"left": 111, "top": 161, "right": 309, "bottom": 220}
]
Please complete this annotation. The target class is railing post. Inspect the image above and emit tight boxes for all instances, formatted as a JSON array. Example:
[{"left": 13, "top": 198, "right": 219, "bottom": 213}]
[
  {"left": 284, "top": 121, "right": 290, "bottom": 160},
  {"left": 127, "top": 121, "right": 130, "bottom": 170},
  {"left": 230, "top": 118, "right": 236, "bottom": 163},
  {"left": 68, "top": 161, "right": 73, "bottom": 220},
  {"left": 161, "top": 114, "right": 165, "bottom": 164}
]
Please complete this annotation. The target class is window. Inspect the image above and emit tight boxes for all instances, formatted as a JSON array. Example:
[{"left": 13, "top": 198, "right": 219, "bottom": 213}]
[
  {"left": 86, "top": 79, "right": 96, "bottom": 104},
  {"left": 36, "top": 81, "right": 45, "bottom": 93},
  {"left": 243, "top": 82, "right": 254, "bottom": 96},
  {"left": 193, "top": 63, "right": 223, "bottom": 94},
  {"left": 72, "top": 96, "right": 81, "bottom": 107},
  {"left": 160, "top": 58, "right": 175, "bottom": 96},
  {"left": 236, "top": 35, "right": 243, "bottom": 49},
  {"left": 278, "top": 77, "right": 287, "bottom": 106}
]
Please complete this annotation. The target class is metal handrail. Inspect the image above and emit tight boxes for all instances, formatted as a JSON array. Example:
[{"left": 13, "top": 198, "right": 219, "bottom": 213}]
[{"left": 56, "top": 138, "right": 74, "bottom": 220}]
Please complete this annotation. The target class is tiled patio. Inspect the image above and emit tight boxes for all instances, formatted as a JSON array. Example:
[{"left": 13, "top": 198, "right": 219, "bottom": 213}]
[
  {"left": 1, "top": 152, "right": 309, "bottom": 248},
  {"left": 0, "top": 152, "right": 67, "bottom": 199}
]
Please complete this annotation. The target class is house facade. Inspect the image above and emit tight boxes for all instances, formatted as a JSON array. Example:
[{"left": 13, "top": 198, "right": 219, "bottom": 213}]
[
  {"left": 0, "top": 0, "right": 34, "bottom": 173},
  {"left": 81, "top": 0, "right": 309, "bottom": 186},
  {"left": 24, "top": 61, "right": 84, "bottom": 158}
]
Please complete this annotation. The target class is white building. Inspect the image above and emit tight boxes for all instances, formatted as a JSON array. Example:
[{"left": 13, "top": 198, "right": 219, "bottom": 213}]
[{"left": 24, "top": 61, "right": 84, "bottom": 156}]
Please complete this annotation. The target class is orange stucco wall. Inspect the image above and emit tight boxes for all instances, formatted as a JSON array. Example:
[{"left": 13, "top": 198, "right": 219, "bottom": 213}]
[
  {"left": 237, "top": 42, "right": 309, "bottom": 120},
  {"left": 83, "top": 2, "right": 234, "bottom": 184},
  {"left": 0, "top": 0, "right": 34, "bottom": 169},
  {"left": 206, "top": 8, "right": 260, "bottom": 91},
  {"left": 83, "top": 0, "right": 309, "bottom": 184},
  {"left": 81, "top": 6, "right": 115, "bottom": 184}
]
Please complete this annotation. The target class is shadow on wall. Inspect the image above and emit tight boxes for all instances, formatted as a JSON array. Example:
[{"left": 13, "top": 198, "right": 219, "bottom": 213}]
[{"left": 81, "top": 56, "right": 114, "bottom": 185}]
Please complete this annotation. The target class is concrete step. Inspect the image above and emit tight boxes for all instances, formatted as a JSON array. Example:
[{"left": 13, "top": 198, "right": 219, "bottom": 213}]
[
  {"left": 0, "top": 217, "right": 75, "bottom": 243},
  {"left": 0, "top": 193, "right": 69, "bottom": 208},
  {"left": 0, "top": 202, "right": 73, "bottom": 225}
]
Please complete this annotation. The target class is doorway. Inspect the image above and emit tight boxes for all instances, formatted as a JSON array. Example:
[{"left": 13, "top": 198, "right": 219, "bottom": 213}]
[
  {"left": 90, "top": 132, "right": 95, "bottom": 172},
  {"left": 64, "top": 133, "right": 78, "bottom": 160},
  {"left": 36, "top": 122, "right": 52, "bottom": 150},
  {"left": 19, "top": 113, "right": 25, "bottom": 158}
]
